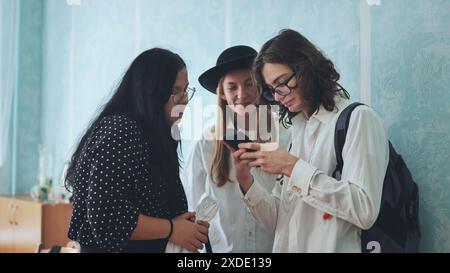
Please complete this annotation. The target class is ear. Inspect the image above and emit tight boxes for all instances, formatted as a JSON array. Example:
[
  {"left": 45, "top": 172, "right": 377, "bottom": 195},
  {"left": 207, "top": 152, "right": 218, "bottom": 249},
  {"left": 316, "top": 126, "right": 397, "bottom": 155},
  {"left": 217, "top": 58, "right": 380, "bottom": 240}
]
[{"left": 219, "top": 94, "right": 227, "bottom": 101}]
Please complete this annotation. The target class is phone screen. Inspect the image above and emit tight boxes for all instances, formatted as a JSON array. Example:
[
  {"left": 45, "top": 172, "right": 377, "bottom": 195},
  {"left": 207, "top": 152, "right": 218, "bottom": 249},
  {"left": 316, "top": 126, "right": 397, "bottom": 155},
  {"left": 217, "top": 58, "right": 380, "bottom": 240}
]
[{"left": 223, "top": 131, "right": 253, "bottom": 151}]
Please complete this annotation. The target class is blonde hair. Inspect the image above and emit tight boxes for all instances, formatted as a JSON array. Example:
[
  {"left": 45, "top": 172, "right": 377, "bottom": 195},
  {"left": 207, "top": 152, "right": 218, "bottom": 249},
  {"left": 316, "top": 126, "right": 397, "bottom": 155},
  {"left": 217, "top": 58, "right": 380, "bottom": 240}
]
[
  {"left": 209, "top": 75, "right": 274, "bottom": 187},
  {"left": 210, "top": 77, "right": 231, "bottom": 187}
]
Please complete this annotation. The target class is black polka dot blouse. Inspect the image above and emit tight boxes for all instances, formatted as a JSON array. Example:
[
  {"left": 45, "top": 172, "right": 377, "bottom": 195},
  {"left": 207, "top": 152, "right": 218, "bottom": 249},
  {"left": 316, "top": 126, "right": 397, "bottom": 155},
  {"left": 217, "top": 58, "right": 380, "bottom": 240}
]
[{"left": 67, "top": 113, "right": 187, "bottom": 253}]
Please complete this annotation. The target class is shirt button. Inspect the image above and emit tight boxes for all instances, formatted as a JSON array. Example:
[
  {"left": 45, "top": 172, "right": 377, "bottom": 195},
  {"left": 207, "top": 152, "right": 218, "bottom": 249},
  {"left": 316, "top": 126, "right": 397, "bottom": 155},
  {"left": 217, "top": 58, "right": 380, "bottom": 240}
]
[{"left": 292, "top": 186, "right": 301, "bottom": 193}]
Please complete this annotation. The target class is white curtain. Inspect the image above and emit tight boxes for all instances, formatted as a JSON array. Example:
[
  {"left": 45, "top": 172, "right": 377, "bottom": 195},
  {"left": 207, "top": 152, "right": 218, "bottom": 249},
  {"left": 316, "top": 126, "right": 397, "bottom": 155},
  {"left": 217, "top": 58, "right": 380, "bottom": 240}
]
[{"left": 0, "top": 0, "right": 18, "bottom": 166}]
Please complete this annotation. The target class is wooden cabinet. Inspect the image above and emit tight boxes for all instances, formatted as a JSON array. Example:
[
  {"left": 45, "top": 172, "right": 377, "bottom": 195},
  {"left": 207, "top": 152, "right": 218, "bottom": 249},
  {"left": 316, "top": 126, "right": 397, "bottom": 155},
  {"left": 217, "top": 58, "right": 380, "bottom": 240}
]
[
  {"left": 0, "top": 197, "right": 14, "bottom": 252},
  {"left": 0, "top": 196, "right": 72, "bottom": 253}
]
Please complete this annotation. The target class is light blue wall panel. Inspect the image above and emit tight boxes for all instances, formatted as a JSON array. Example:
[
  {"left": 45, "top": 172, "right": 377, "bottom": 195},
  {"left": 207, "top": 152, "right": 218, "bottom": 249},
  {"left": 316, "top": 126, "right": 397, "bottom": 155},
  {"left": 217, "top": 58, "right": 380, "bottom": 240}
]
[
  {"left": 138, "top": 0, "right": 226, "bottom": 160},
  {"left": 42, "top": 0, "right": 227, "bottom": 181},
  {"left": 41, "top": 0, "right": 72, "bottom": 189},
  {"left": 0, "top": 0, "right": 18, "bottom": 194},
  {"left": 15, "top": 0, "right": 43, "bottom": 194},
  {"left": 231, "top": 0, "right": 360, "bottom": 100},
  {"left": 371, "top": 0, "right": 450, "bottom": 252}
]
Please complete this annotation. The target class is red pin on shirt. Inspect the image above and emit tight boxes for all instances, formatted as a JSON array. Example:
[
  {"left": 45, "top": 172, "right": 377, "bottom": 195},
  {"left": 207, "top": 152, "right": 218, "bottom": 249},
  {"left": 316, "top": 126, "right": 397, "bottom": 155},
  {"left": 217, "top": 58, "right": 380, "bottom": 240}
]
[{"left": 323, "top": 213, "right": 331, "bottom": 220}]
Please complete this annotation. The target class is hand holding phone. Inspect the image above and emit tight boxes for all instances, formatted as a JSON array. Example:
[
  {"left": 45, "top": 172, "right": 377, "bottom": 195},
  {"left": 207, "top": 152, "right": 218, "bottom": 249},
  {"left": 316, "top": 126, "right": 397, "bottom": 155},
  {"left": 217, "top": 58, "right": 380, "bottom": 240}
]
[{"left": 223, "top": 131, "right": 254, "bottom": 151}]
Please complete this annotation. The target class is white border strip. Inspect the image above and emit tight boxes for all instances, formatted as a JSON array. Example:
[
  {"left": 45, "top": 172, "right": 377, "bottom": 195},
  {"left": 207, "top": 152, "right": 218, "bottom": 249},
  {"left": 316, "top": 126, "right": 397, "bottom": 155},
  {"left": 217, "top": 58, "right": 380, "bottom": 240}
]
[
  {"left": 360, "top": 0, "right": 371, "bottom": 105},
  {"left": 224, "top": 0, "right": 232, "bottom": 47}
]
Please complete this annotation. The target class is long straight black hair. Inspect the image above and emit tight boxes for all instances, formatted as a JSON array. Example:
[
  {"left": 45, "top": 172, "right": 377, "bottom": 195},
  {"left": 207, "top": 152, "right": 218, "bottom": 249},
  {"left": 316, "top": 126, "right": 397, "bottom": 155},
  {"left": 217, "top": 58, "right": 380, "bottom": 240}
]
[{"left": 65, "top": 48, "right": 186, "bottom": 190}]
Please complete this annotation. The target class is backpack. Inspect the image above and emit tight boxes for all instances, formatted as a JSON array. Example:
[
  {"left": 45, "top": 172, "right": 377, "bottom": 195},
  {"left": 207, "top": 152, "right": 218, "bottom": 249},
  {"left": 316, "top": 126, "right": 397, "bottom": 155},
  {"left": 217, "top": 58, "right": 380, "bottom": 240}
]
[{"left": 333, "top": 103, "right": 421, "bottom": 253}]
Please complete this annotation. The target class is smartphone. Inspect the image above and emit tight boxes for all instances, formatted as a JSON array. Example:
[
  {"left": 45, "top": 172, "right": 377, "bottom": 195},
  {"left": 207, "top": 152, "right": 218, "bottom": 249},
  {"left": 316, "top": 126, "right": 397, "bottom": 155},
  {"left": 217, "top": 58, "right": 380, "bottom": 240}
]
[{"left": 223, "top": 131, "right": 253, "bottom": 151}]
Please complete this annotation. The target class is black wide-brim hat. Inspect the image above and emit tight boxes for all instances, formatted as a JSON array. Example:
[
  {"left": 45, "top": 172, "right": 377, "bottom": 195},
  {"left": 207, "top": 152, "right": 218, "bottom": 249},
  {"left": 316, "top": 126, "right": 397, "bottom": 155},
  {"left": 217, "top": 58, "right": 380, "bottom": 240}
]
[{"left": 199, "top": 45, "right": 257, "bottom": 93}]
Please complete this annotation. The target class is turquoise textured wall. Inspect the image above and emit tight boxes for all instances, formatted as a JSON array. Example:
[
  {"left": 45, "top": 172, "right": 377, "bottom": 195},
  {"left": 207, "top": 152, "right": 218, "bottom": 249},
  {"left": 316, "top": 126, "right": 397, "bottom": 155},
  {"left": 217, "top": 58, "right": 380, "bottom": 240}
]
[{"left": 371, "top": 0, "right": 450, "bottom": 252}]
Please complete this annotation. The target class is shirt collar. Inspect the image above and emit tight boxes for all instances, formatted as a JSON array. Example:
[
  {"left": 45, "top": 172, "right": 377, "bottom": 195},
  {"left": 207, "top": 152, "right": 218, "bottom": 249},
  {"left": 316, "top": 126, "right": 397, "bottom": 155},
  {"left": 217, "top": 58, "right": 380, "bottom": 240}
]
[
  {"left": 315, "top": 97, "right": 351, "bottom": 124},
  {"left": 291, "top": 96, "right": 350, "bottom": 126}
]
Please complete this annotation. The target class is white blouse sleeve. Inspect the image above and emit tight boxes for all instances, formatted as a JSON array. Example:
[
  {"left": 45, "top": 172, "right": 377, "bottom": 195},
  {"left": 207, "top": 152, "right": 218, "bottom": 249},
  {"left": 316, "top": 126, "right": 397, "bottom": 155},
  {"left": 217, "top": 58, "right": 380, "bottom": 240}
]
[
  {"left": 242, "top": 168, "right": 282, "bottom": 233},
  {"left": 287, "top": 106, "right": 389, "bottom": 230},
  {"left": 242, "top": 124, "right": 291, "bottom": 232}
]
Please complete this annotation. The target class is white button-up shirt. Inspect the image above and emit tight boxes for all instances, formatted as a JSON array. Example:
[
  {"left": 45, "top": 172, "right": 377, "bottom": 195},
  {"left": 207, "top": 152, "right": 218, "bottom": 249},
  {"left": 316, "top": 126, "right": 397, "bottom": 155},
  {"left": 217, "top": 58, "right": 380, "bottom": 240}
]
[
  {"left": 244, "top": 98, "right": 389, "bottom": 252},
  {"left": 182, "top": 126, "right": 290, "bottom": 253}
]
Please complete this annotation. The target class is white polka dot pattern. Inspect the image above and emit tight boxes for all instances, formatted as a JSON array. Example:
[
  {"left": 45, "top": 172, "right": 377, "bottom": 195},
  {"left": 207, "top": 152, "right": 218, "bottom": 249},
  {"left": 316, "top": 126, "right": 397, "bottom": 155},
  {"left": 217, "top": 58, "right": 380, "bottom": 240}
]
[{"left": 67, "top": 114, "right": 187, "bottom": 253}]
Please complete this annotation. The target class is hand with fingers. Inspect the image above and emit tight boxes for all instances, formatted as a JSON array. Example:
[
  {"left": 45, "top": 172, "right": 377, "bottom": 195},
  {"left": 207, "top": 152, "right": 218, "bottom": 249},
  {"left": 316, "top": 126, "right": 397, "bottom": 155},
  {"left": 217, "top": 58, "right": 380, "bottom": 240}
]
[
  {"left": 169, "top": 212, "right": 210, "bottom": 253},
  {"left": 238, "top": 142, "right": 299, "bottom": 177},
  {"left": 223, "top": 141, "right": 255, "bottom": 193}
]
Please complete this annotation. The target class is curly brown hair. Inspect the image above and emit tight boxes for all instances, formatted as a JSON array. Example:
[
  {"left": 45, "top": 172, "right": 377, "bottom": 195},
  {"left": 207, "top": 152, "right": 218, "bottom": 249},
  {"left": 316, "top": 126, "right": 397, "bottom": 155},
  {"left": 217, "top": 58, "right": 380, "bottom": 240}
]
[{"left": 253, "top": 29, "right": 349, "bottom": 127}]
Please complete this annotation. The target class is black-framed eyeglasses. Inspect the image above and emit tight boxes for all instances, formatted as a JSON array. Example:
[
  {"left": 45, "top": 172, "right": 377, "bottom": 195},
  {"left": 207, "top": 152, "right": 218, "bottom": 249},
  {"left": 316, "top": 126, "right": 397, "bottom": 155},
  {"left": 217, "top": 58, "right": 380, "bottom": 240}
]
[
  {"left": 262, "top": 70, "right": 300, "bottom": 102},
  {"left": 172, "top": 87, "right": 196, "bottom": 104}
]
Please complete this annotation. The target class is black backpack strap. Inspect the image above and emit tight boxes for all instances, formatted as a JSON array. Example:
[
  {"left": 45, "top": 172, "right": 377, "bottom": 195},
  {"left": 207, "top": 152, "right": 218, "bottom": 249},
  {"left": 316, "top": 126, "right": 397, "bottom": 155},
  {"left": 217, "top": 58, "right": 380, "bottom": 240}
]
[
  {"left": 205, "top": 238, "right": 213, "bottom": 253},
  {"left": 333, "top": 102, "right": 365, "bottom": 178}
]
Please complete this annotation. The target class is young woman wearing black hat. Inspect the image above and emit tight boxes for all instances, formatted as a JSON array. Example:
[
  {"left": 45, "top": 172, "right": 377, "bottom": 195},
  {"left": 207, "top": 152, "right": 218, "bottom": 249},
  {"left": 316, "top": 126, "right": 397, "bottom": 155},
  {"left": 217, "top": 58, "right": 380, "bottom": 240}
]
[
  {"left": 65, "top": 48, "right": 209, "bottom": 253},
  {"left": 183, "top": 45, "right": 290, "bottom": 252}
]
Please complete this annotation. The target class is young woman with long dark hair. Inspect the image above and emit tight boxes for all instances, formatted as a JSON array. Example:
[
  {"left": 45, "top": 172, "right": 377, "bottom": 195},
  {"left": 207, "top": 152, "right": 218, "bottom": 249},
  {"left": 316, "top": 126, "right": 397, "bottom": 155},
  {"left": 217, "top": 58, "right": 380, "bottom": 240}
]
[{"left": 65, "top": 48, "right": 209, "bottom": 253}]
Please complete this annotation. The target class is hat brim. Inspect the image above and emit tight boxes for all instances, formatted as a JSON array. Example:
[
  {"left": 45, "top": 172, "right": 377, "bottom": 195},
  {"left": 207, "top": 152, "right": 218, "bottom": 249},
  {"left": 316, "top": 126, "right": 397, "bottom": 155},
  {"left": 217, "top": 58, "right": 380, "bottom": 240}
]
[{"left": 198, "top": 55, "right": 255, "bottom": 94}]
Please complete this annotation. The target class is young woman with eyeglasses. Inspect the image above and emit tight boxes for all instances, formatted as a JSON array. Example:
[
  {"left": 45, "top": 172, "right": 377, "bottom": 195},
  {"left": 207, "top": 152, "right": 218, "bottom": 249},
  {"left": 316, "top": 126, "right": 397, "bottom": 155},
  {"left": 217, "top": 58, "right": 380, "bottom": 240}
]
[
  {"left": 65, "top": 48, "right": 208, "bottom": 253},
  {"left": 235, "top": 29, "right": 389, "bottom": 252}
]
